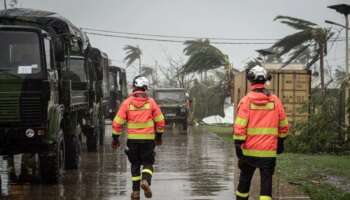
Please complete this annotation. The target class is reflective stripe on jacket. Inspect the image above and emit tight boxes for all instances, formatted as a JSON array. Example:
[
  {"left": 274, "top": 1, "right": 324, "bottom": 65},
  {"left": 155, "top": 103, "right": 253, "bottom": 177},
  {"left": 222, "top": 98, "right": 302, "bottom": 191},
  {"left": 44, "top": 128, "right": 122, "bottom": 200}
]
[
  {"left": 112, "top": 91, "right": 165, "bottom": 140},
  {"left": 233, "top": 84, "right": 289, "bottom": 157}
]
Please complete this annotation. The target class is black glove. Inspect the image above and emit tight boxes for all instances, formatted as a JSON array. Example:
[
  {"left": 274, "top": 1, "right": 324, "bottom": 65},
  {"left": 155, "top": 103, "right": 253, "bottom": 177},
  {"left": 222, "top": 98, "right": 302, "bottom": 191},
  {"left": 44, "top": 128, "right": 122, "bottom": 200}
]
[
  {"left": 235, "top": 143, "right": 243, "bottom": 158},
  {"left": 155, "top": 133, "right": 162, "bottom": 146},
  {"left": 277, "top": 138, "right": 285, "bottom": 154},
  {"left": 112, "top": 135, "right": 120, "bottom": 149}
]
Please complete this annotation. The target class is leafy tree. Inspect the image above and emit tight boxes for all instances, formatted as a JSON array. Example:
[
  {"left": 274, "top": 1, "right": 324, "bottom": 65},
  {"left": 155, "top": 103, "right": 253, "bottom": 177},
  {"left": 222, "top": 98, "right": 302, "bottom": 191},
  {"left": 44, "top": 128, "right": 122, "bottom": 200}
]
[
  {"left": 272, "top": 16, "right": 334, "bottom": 90},
  {"left": 123, "top": 45, "right": 142, "bottom": 74}
]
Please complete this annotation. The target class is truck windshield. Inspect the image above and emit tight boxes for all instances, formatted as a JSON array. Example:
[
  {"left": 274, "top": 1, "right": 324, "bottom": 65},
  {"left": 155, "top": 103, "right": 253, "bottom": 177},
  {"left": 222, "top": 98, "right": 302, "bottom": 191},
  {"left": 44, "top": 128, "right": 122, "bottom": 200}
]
[
  {"left": 156, "top": 91, "right": 185, "bottom": 103},
  {"left": 0, "top": 31, "right": 42, "bottom": 75}
]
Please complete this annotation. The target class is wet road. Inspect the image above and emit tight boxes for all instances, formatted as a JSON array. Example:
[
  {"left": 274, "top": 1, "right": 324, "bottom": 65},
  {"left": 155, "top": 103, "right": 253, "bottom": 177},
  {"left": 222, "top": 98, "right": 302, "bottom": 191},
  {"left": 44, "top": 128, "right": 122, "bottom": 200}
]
[{"left": 1, "top": 124, "right": 308, "bottom": 200}]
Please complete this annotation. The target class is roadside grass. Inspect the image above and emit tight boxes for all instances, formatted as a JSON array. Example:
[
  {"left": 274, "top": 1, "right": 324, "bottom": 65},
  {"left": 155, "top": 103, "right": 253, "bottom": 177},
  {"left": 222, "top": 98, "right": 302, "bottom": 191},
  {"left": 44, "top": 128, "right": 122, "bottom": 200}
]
[
  {"left": 202, "top": 124, "right": 350, "bottom": 200},
  {"left": 201, "top": 124, "right": 233, "bottom": 143}
]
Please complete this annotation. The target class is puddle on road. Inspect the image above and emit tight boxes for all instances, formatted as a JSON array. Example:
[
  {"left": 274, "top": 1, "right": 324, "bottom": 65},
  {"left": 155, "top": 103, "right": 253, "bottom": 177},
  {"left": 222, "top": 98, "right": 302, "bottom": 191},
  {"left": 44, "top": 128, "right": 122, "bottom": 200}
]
[{"left": 0, "top": 125, "right": 309, "bottom": 199}]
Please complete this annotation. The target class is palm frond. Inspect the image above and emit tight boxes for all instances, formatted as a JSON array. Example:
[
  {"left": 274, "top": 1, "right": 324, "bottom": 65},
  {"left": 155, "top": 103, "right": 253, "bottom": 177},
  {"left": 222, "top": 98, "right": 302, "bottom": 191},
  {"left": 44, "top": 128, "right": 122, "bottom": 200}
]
[
  {"left": 279, "top": 20, "right": 313, "bottom": 30},
  {"left": 306, "top": 54, "right": 320, "bottom": 69},
  {"left": 281, "top": 44, "right": 310, "bottom": 68},
  {"left": 183, "top": 39, "right": 210, "bottom": 56},
  {"left": 273, "top": 30, "right": 313, "bottom": 56},
  {"left": 274, "top": 15, "right": 317, "bottom": 26},
  {"left": 123, "top": 45, "right": 142, "bottom": 67}
]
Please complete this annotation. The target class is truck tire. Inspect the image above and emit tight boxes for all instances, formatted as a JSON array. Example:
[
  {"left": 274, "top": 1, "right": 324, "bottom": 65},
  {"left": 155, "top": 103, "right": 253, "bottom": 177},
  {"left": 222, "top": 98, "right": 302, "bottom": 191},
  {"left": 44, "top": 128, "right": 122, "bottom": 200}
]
[
  {"left": 39, "top": 129, "right": 65, "bottom": 183},
  {"left": 64, "top": 126, "right": 82, "bottom": 170},
  {"left": 182, "top": 120, "right": 188, "bottom": 131},
  {"left": 87, "top": 127, "right": 100, "bottom": 152}
]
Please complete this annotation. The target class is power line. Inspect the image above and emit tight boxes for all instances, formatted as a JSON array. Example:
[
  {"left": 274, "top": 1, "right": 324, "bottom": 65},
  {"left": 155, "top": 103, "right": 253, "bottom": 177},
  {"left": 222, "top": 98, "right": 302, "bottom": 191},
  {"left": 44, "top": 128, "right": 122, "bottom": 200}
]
[
  {"left": 85, "top": 32, "right": 275, "bottom": 45},
  {"left": 82, "top": 27, "right": 279, "bottom": 41}
]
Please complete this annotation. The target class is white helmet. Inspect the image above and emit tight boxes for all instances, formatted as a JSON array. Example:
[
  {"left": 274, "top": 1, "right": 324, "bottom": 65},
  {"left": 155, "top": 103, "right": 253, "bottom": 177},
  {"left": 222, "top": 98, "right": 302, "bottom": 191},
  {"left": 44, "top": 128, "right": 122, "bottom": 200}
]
[
  {"left": 132, "top": 76, "right": 149, "bottom": 90},
  {"left": 247, "top": 65, "right": 271, "bottom": 81}
]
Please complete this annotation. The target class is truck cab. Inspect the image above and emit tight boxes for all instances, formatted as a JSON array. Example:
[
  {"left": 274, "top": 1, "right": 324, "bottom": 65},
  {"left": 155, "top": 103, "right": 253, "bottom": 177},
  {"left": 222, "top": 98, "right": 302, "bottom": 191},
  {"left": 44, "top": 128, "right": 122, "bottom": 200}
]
[{"left": 153, "top": 88, "right": 188, "bottom": 131}]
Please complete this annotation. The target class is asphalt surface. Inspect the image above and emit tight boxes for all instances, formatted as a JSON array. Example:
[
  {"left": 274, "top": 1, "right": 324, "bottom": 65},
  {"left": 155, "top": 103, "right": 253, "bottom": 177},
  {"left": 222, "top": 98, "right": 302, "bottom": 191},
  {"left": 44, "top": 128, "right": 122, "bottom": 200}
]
[{"left": 0, "top": 124, "right": 308, "bottom": 200}]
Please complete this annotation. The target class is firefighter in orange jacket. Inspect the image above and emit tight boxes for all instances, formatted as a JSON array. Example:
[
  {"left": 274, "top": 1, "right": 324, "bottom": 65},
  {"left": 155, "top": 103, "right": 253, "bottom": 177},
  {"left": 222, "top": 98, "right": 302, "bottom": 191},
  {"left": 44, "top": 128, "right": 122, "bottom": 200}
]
[
  {"left": 233, "top": 66, "right": 289, "bottom": 200},
  {"left": 112, "top": 76, "right": 165, "bottom": 200}
]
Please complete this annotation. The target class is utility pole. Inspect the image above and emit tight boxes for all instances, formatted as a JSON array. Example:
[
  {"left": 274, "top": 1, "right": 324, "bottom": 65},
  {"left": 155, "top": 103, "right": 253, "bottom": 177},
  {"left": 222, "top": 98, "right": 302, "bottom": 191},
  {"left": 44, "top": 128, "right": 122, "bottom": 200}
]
[
  {"left": 327, "top": 4, "right": 350, "bottom": 141},
  {"left": 4, "top": 0, "right": 7, "bottom": 9}
]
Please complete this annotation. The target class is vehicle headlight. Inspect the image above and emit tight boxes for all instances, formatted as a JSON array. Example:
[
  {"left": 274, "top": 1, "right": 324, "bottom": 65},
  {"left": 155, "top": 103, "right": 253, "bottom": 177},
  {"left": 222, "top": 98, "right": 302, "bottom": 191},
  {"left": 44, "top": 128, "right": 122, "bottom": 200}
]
[{"left": 25, "top": 129, "right": 35, "bottom": 138}]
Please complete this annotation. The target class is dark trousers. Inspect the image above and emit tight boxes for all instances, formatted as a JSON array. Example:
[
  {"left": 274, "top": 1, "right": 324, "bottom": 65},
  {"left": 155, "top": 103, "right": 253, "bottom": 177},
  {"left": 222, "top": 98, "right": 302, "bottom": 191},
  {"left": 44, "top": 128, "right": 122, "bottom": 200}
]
[
  {"left": 125, "top": 140, "right": 156, "bottom": 191},
  {"left": 236, "top": 156, "right": 276, "bottom": 200}
]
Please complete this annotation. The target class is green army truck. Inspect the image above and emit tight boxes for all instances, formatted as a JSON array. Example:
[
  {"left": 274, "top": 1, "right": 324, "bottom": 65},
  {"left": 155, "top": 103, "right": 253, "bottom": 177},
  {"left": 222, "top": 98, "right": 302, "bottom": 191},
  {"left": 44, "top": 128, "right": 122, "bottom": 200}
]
[
  {"left": 0, "top": 9, "right": 105, "bottom": 183},
  {"left": 107, "top": 66, "right": 128, "bottom": 120},
  {"left": 153, "top": 88, "right": 189, "bottom": 131},
  {"left": 85, "top": 47, "right": 110, "bottom": 150}
]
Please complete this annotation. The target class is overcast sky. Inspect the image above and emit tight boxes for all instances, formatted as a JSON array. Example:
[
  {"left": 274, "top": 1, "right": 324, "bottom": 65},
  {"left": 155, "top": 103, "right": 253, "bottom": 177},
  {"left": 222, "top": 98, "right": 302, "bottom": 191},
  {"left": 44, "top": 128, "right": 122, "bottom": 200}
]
[{"left": 1, "top": 0, "right": 349, "bottom": 80}]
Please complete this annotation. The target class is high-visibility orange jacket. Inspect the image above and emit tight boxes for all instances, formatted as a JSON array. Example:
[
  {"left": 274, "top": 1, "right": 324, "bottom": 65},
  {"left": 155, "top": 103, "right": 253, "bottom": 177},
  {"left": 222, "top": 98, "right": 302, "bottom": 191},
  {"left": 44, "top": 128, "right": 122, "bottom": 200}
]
[
  {"left": 112, "top": 91, "right": 165, "bottom": 140},
  {"left": 233, "top": 84, "right": 289, "bottom": 157}
]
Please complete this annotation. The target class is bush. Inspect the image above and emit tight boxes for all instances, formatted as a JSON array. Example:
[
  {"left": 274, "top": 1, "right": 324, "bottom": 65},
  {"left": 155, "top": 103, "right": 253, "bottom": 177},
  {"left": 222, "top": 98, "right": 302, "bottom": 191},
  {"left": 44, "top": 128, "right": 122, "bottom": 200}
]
[{"left": 286, "top": 90, "right": 345, "bottom": 153}]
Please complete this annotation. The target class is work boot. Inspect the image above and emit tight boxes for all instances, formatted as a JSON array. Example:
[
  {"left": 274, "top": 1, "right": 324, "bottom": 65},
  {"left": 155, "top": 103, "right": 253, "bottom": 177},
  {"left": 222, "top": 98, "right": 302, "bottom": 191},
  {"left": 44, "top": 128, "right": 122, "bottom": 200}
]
[
  {"left": 141, "top": 180, "right": 152, "bottom": 198},
  {"left": 130, "top": 191, "right": 140, "bottom": 200}
]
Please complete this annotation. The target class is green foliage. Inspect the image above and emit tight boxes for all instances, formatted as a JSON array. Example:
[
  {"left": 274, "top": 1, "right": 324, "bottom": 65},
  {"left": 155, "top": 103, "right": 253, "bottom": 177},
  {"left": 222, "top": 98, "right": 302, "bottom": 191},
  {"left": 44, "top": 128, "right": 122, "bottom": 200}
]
[
  {"left": 201, "top": 125, "right": 232, "bottom": 143},
  {"left": 189, "top": 80, "right": 227, "bottom": 120},
  {"left": 286, "top": 90, "right": 345, "bottom": 153}
]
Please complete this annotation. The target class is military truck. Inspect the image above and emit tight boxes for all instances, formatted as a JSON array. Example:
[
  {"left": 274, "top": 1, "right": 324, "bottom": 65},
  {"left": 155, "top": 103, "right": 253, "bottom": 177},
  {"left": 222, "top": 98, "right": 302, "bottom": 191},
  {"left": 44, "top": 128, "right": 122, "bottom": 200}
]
[
  {"left": 0, "top": 9, "right": 105, "bottom": 183},
  {"left": 85, "top": 47, "right": 110, "bottom": 150},
  {"left": 153, "top": 88, "right": 189, "bottom": 131},
  {"left": 107, "top": 66, "right": 128, "bottom": 120}
]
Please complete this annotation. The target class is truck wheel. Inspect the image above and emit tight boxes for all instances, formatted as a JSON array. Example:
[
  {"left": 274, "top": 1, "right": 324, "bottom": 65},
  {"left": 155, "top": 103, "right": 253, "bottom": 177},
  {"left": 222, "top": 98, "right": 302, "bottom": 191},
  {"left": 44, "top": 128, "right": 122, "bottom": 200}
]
[
  {"left": 39, "top": 129, "right": 65, "bottom": 183},
  {"left": 65, "top": 125, "right": 82, "bottom": 169},
  {"left": 87, "top": 127, "right": 100, "bottom": 152},
  {"left": 182, "top": 120, "right": 188, "bottom": 131}
]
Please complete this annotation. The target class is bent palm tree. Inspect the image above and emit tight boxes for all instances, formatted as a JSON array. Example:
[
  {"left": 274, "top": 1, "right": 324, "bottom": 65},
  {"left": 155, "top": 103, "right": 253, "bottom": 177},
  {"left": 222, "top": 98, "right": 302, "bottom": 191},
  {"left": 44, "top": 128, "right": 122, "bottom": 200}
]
[
  {"left": 123, "top": 45, "right": 142, "bottom": 74},
  {"left": 181, "top": 39, "right": 233, "bottom": 100},
  {"left": 181, "top": 39, "right": 232, "bottom": 78},
  {"left": 272, "top": 15, "right": 334, "bottom": 89}
]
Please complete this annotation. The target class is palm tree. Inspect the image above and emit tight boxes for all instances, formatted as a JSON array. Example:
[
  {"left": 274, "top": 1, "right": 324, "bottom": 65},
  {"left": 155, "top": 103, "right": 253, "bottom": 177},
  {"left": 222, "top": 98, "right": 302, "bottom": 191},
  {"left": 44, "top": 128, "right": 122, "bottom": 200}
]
[
  {"left": 272, "top": 15, "right": 334, "bottom": 89},
  {"left": 123, "top": 45, "right": 142, "bottom": 74},
  {"left": 181, "top": 39, "right": 232, "bottom": 78},
  {"left": 180, "top": 39, "right": 233, "bottom": 100}
]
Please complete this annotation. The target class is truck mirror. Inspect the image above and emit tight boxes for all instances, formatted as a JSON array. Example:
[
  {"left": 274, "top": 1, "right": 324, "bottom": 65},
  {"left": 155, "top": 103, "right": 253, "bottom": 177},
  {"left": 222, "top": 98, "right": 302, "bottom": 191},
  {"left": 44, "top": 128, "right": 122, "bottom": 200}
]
[{"left": 54, "top": 40, "right": 65, "bottom": 62}]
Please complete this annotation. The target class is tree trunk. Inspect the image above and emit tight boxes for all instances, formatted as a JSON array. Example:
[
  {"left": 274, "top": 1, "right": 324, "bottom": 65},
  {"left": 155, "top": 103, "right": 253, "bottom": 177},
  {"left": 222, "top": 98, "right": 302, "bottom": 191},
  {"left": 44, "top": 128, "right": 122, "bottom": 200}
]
[
  {"left": 139, "top": 57, "right": 142, "bottom": 75},
  {"left": 319, "top": 47, "right": 325, "bottom": 92}
]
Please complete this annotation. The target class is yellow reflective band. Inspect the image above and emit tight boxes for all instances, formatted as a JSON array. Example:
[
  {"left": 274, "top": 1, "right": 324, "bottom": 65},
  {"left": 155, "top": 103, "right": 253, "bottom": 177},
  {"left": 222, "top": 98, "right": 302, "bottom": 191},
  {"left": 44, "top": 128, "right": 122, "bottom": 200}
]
[
  {"left": 130, "top": 103, "right": 150, "bottom": 111},
  {"left": 279, "top": 118, "right": 288, "bottom": 126},
  {"left": 142, "top": 169, "right": 153, "bottom": 175},
  {"left": 128, "top": 134, "right": 155, "bottom": 140},
  {"left": 132, "top": 176, "right": 141, "bottom": 181},
  {"left": 242, "top": 148, "right": 276, "bottom": 157},
  {"left": 260, "top": 195, "right": 272, "bottom": 200},
  {"left": 236, "top": 191, "right": 249, "bottom": 198},
  {"left": 128, "top": 121, "right": 154, "bottom": 129},
  {"left": 279, "top": 133, "right": 287, "bottom": 138},
  {"left": 233, "top": 135, "right": 247, "bottom": 140},
  {"left": 156, "top": 129, "right": 164, "bottom": 133},
  {"left": 247, "top": 128, "right": 278, "bottom": 135},
  {"left": 250, "top": 102, "right": 275, "bottom": 110},
  {"left": 235, "top": 117, "right": 248, "bottom": 126},
  {"left": 112, "top": 130, "right": 122, "bottom": 135},
  {"left": 154, "top": 114, "right": 164, "bottom": 122},
  {"left": 114, "top": 116, "right": 126, "bottom": 125}
]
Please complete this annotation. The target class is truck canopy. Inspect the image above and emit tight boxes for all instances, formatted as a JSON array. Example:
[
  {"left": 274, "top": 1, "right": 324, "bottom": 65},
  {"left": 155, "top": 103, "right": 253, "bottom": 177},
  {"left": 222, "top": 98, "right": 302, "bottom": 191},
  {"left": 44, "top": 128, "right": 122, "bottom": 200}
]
[{"left": 0, "top": 8, "right": 89, "bottom": 53}]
